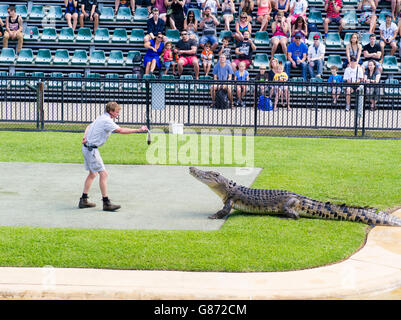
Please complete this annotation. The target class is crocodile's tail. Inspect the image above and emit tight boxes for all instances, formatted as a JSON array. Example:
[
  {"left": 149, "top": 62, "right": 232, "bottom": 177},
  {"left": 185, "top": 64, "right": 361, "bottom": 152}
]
[{"left": 297, "top": 198, "right": 401, "bottom": 226}]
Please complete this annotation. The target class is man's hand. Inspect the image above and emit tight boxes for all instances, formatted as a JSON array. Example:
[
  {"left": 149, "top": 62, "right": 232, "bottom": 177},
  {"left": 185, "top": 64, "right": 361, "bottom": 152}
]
[
  {"left": 140, "top": 125, "right": 149, "bottom": 132},
  {"left": 82, "top": 137, "right": 87, "bottom": 145}
]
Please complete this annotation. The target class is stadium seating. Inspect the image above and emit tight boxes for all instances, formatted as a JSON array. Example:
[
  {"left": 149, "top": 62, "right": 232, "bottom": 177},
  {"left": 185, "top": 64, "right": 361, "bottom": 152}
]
[
  {"left": 326, "top": 55, "right": 343, "bottom": 70},
  {"left": 254, "top": 31, "right": 270, "bottom": 46},
  {"left": 15, "top": 4, "right": 28, "bottom": 19},
  {"left": 166, "top": 29, "right": 181, "bottom": 44},
  {"left": 253, "top": 53, "right": 269, "bottom": 69},
  {"left": 94, "top": 28, "right": 111, "bottom": 43},
  {"left": 308, "top": 11, "right": 323, "bottom": 24},
  {"left": 59, "top": 27, "right": 75, "bottom": 42},
  {"left": 274, "top": 54, "right": 287, "bottom": 65},
  {"left": 134, "top": 7, "right": 149, "bottom": 21},
  {"left": 90, "top": 50, "right": 106, "bottom": 65},
  {"left": 76, "top": 28, "right": 93, "bottom": 42},
  {"left": 23, "top": 26, "right": 40, "bottom": 41},
  {"left": 71, "top": 50, "right": 88, "bottom": 65},
  {"left": 47, "top": 5, "right": 63, "bottom": 20},
  {"left": 29, "top": 5, "right": 45, "bottom": 19},
  {"left": 219, "top": 30, "right": 233, "bottom": 43},
  {"left": 67, "top": 73, "right": 83, "bottom": 89},
  {"left": 85, "top": 73, "right": 102, "bottom": 89},
  {"left": 0, "top": 71, "right": 8, "bottom": 88},
  {"left": 100, "top": 6, "right": 114, "bottom": 21},
  {"left": 16, "top": 49, "right": 34, "bottom": 64},
  {"left": 10, "top": 72, "right": 26, "bottom": 88},
  {"left": 325, "top": 33, "right": 342, "bottom": 48},
  {"left": 104, "top": 73, "right": 120, "bottom": 90},
  {"left": 130, "top": 29, "right": 145, "bottom": 43},
  {"left": 35, "top": 49, "right": 52, "bottom": 65},
  {"left": 41, "top": 27, "right": 58, "bottom": 42},
  {"left": 112, "top": 28, "right": 128, "bottom": 43},
  {"left": 382, "top": 56, "right": 399, "bottom": 72},
  {"left": 48, "top": 72, "right": 64, "bottom": 89},
  {"left": 161, "top": 74, "right": 176, "bottom": 91},
  {"left": 108, "top": 50, "right": 124, "bottom": 66},
  {"left": 116, "top": 7, "right": 132, "bottom": 22},
  {"left": 126, "top": 50, "right": 141, "bottom": 66},
  {"left": 0, "top": 48, "right": 16, "bottom": 64},
  {"left": 53, "top": 49, "right": 70, "bottom": 65},
  {"left": 0, "top": 4, "right": 8, "bottom": 19},
  {"left": 123, "top": 74, "right": 139, "bottom": 90},
  {"left": 384, "top": 78, "right": 400, "bottom": 95}
]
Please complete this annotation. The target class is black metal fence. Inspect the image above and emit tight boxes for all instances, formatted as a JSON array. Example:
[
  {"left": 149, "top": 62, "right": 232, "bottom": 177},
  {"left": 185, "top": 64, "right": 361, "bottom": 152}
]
[{"left": 1, "top": 75, "right": 401, "bottom": 138}]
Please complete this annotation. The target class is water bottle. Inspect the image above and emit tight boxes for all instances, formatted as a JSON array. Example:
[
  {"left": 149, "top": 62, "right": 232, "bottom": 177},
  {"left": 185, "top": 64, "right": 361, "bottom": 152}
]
[{"left": 30, "top": 28, "right": 33, "bottom": 39}]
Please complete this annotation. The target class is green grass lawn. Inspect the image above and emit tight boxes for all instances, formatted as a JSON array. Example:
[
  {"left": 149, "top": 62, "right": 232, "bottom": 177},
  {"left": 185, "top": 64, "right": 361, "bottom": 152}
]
[{"left": 0, "top": 131, "right": 400, "bottom": 272}]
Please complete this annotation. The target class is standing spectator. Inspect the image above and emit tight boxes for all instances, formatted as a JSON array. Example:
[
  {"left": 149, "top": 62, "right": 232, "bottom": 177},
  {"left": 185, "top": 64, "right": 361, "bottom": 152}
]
[
  {"left": 307, "top": 33, "right": 325, "bottom": 79},
  {"left": 152, "top": 0, "right": 168, "bottom": 21},
  {"left": 201, "top": 42, "right": 214, "bottom": 76},
  {"left": 379, "top": 13, "right": 398, "bottom": 59},
  {"left": 199, "top": 6, "right": 220, "bottom": 51},
  {"left": 234, "top": 12, "right": 252, "bottom": 42},
  {"left": 232, "top": 30, "right": 256, "bottom": 72},
  {"left": 184, "top": 10, "right": 199, "bottom": 44},
  {"left": 221, "top": 0, "right": 236, "bottom": 31},
  {"left": 234, "top": 61, "right": 250, "bottom": 107},
  {"left": 3, "top": 6, "right": 23, "bottom": 55},
  {"left": 143, "top": 32, "right": 165, "bottom": 75},
  {"left": 146, "top": 8, "right": 165, "bottom": 41},
  {"left": 285, "top": 32, "right": 308, "bottom": 80},
  {"left": 202, "top": 0, "right": 221, "bottom": 15},
  {"left": 211, "top": 54, "right": 234, "bottom": 107},
  {"left": 386, "top": 0, "right": 398, "bottom": 20},
  {"left": 291, "top": 15, "right": 307, "bottom": 43},
  {"left": 288, "top": 0, "right": 307, "bottom": 26},
  {"left": 357, "top": 0, "right": 377, "bottom": 34},
  {"left": 240, "top": 0, "right": 255, "bottom": 22},
  {"left": 174, "top": 30, "right": 200, "bottom": 79},
  {"left": 328, "top": 65, "right": 343, "bottom": 105},
  {"left": 270, "top": 11, "right": 289, "bottom": 57},
  {"left": 257, "top": 0, "right": 272, "bottom": 32},
  {"left": 135, "top": 0, "right": 152, "bottom": 16},
  {"left": 115, "top": 0, "right": 135, "bottom": 15},
  {"left": 218, "top": 37, "right": 233, "bottom": 63},
  {"left": 271, "top": 0, "right": 290, "bottom": 20},
  {"left": 362, "top": 33, "right": 382, "bottom": 71},
  {"left": 79, "top": 0, "right": 100, "bottom": 34},
  {"left": 344, "top": 33, "right": 362, "bottom": 69},
  {"left": 343, "top": 57, "right": 364, "bottom": 111},
  {"left": 64, "top": 0, "right": 79, "bottom": 31},
  {"left": 364, "top": 60, "right": 381, "bottom": 111},
  {"left": 323, "top": 0, "right": 345, "bottom": 38},
  {"left": 273, "top": 62, "right": 290, "bottom": 110},
  {"left": 166, "top": 0, "right": 185, "bottom": 31}
]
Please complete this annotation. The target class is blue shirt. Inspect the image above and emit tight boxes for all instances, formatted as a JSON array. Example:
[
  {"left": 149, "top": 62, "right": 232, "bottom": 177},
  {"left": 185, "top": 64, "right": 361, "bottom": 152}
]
[
  {"left": 287, "top": 42, "right": 308, "bottom": 61},
  {"left": 213, "top": 63, "right": 233, "bottom": 81},
  {"left": 235, "top": 70, "right": 249, "bottom": 81},
  {"left": 328, "top": 75, "right": 343, "bottom": 83}
]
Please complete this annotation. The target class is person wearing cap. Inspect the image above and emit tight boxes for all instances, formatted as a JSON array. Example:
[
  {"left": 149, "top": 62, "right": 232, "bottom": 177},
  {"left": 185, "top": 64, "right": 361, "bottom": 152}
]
[
  {"left": 362, "top": 33, "right": 382, "bottom": 72},
  {"left": 285, "top": 32, "right": 308, "bottom": 80},
  {"left": 379, "top": 13, "right": 398, "bottom": 59},
  {"left": 307, "top": 33, "right": 325, "bottom": 79},
  {"left": 323, "top": 0, "right": 345, "bottom": 38},
  {"left": 343, "top": 56, "right": 364, "bottom": 111}
]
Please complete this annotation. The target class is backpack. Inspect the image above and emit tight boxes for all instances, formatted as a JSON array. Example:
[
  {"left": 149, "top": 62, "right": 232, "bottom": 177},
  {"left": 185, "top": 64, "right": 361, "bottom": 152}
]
[
  {"left": 215, "top": 88, "right": 230, "bottom": 109},
  {"left": 308, "top": 23, "right": 318, "bottom": 33},
  {"left": 257, "top": 95, "right": 273, "bottom": 111},
  {"left": 132, "top": 66, "right": 143, "bottom": 79}
]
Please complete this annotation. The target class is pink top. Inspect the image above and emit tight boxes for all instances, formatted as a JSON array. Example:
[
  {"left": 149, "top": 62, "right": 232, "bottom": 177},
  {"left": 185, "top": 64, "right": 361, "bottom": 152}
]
[
  {"left": 164, "top": 49, "right": 173, "bottom": 61},
  {"left": 273, "top": 22, "right": 287, "bottom": 37},
  {"left": 154, "top": 0, "right": 167, "bottom": 14}
]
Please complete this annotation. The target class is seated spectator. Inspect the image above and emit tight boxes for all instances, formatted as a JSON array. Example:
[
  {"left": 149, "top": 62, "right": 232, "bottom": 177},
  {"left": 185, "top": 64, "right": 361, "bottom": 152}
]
[
  {"left": 285, "top": 32, "right": 308, "bottom": 80},
  {"left": 151, "top": 0, "right": 168, "bottom": 21},
  {"left": 79, "top": 0, "right": 100, "bottom": 34},
  {"left": 364, "top": 60, "right": 381, "bottom": 111},
  {"left": 357, "top": 0, "right": 377, "bottom": 34},
  {"left": 271, "top": 11, "right": 289, "bottom": 57},
  {"left": 218, "top": 37, "right": 233, "bottom": 63},
  {"left": 291, "top": 15, "right": 307, "bottom": 43},
  {"left": 146, "top": 8, "right": 165, "bottom": 41},
  {"left": 221, "top": 0, "right": 236, "bottom": 31},
  {"left": 232, "top": 30, "right": 256, "bottom": 72},
  {"left": 115, "top": 0, "right": 135, "bottom": 15},
  {"left": 3, "top": 6, "right": 23, "bottom": 55},
  {"left": 257, "top": 0, "right": 272, "bottom": 32},
  {"left": 64, "top": 0, "right": 79, "bottom": 31},
  {"left": 184, "top": 0, "right": 200, "bottom": 15},
  {"left": 202, "top": 0, "right": 221, "bottom": 15},
  {"left": 143, "top": 32, "right": 165, "bottom": 75},
  {"left": 271, "top": 0, "right": 290, "bottom": 21},
  {"left": 379, "top": 13, "right": 398, "bottom": 59},
  {"left": 161, "top": 41, "right": 176, "bottom": 75},
  {"left": 273, "top": 62, "right": 290, "bottom": 110},
  {"left": 327, "top": 65, "right": 343, "bottom": 105},
  {"left": 268, "top": 57, "right": 279, "bottom": 98},
  {"left": 201, "top": 42, "right": 214, "bottom": 76},
  {"left": 362, "top": 33, "right": 382, "bottom": 71},
  {"left": 134, "top": 0, "right": 152, "bottom": 16},
  {"left": 0, "top": 18, "right": 3, "bottom": 37},
  {"left": 211, "top": 54, "right": 234, "bottom": 107},
  {"left": 287, "top": 0, "right": 307, "bottom": 26},
  {"left": 344, "top": 33, "right": 362, "bottom": 69},
  {"left": 234, "top": 61, "right": 250, "bottom": 107},
  {"left": 343, "top": 57, "right": 364, "bottom": 111},
  {"left": 307, "top": 33, "right": 325, "bottom": 79},
  {"left": 234, "top": 12, "right": 252, "bottom": 42},
  {"left": 199, "top": 7, "right": 220, "bottom": 51},
  {"left": 240, "top": 0, "right": 255, "bottom": 22},
  {"left": 323, "top": 0, "right": 345, "bottom": 38},
  {"left": 174, "top": 30, "right": 200, "bottom": 79},
  {"left": 166, "top": 0, "right": 185, "bottom": 31},
  {"left": 184, "top": 9, "right": 199, "bottom": 44}
]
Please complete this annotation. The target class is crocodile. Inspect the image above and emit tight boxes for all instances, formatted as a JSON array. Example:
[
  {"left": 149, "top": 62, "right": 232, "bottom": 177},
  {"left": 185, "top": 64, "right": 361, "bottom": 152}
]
[{"left": 189, "top": 167, "right": 401, "bottom": 226}]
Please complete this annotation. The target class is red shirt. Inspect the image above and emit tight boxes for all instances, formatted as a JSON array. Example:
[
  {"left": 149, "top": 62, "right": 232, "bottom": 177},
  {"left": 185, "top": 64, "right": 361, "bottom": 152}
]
[{"left": 326, "top": 0, "right": 342, "bottom": 18}]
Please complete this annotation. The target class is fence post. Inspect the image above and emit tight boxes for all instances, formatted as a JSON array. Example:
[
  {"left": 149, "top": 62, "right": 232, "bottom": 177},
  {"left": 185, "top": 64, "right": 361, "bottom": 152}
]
[
  {"left": 253, "top": 81, "right": 258, "bottom": 136},
  {"left": 353, "top": 85, "right": 360, "bottom": 137},
  {"left": 145, "top": 78, "right": 150, "bottom": 130}
]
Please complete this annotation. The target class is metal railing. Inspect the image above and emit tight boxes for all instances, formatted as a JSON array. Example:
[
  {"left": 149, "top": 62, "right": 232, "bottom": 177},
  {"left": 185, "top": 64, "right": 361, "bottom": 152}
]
[{"left": 1, "top": 75, "right": 401, "bottom": 138}]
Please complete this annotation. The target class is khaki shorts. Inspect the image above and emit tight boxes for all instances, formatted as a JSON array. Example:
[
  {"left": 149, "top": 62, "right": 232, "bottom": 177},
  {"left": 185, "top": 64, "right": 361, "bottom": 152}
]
[{"left": 82, "top": 145, "right": 105, "bottom": 172}]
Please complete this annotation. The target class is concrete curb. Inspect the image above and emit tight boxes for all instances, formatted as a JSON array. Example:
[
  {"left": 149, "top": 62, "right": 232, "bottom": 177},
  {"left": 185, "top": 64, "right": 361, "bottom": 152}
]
[{"left": 1, "top": 210, "right": 401, "bottom": 300}]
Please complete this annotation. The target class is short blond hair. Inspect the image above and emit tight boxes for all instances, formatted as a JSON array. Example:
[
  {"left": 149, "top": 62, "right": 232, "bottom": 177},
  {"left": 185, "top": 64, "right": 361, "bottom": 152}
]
[{"left": 105, "top": 101, "right": 121, "bottom": 113}]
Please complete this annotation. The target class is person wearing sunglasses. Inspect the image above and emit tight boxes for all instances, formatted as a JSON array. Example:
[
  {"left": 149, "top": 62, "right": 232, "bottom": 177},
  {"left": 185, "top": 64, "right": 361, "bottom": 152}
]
[{"left": 234, "top": 12, "right": 252, "bottom": 42}]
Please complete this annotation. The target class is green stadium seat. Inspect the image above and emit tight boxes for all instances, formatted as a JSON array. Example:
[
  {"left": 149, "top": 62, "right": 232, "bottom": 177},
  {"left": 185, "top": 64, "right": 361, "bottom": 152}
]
[
  {"left": 123, "top": 74, "right": 139, "bottom": 90},
  {"left": 67, "top": 73, "right": 83, "bottom": 89},
  {"left": 0, "top": 71, "right": 8, "bottom": 88},
  {"left": 35, "top": 49, "right": 52, "bottom": 64},
  {"left": 187, "top": 8, "right": 201, "bottom": 21},
  {"left": 384, "top": 78, "right": 400, "bottom": 95},
  {"left": 30, "top": 72, "right": 45, "bottom": 86},
  {"left": 112, "top": 28, "right": 128, "bottom": 43},
  {"left": 108, "top": 50, "right": 124, "bottom": 65},
  {"left": 289, "top": 77, "right": 307, "bottom": 94},
  {"left": 48, "top": 72, "right": 64, "bottom": 89},
  {"left": 160, "top": 74, "right": 175, "bottom": 91},
  {"left": 309, "top": 77, "right": 325, "bottom": 94},
  {"left": 308, "top": 0, "right": 323, "bottom": 4},
  {"left": 343, "top": 0, "right": 358, "bottom": 4},
  {"left": 29, "top": 5, "right": 45, "bottom": 19},
  {"left": 166, "top": 29, "right": 180, "bottom": 44},
  {"left": 100, "top": 6, "right": 114, "bottom": 21},
  {"left": 343, "top": 33, "right": 352, "bottom": 46},
  {"left": 254, "top": 31, "right": 270, "bottom": 46},
  {"left": 253, "top": 53, "right": 269, "bottom": 69},
  {"left": 126, "top": 50, "right": 141, "bottom": 66},
  {"left": 274, "top": 53, "right": 287, "bottom": 65},
  {"left": 129, "top": 29, "right": 145, "bottom": 43},
  {"left": 104, "top": 73, "right": 120, "bottom": 90},
  {"left": 134, "top": 7, "right": 149, "bottom": 21},
  {"left": 0, "top": 4, "right": 8, "bottom": 19},
  {"left": 343, "top": 10, "right": 358, "bottom": 28},
  {"left": 360, "top": 32, "right": 373, "bottom": 46},
  {"left": 16, "top": 49, "right": 34, "bottom": 64},
  {"left": 198, "top": 75, "right": 213, "bottom": 92},
  {"left": 23, "top": 26, "right": 39, "bottom": 41},
  {"left": 16, "top": 4, "right": 28, "bottom": 19},
  {"left": 47, "top": 6, "right": 63, "bottom": 20},
  {"left": 94, "top": 28, "right": 110, "bottom": 43},
  {"left": 10, "top": 71, "right": 26, "bottom": 88},
  {"left": 53, "top": 49, "right": 70, "bottom": 65},
  {"left": 85, "top": 73, "right": 102, "bottom": 89},
  {"left": 90, "top": 50, "right": 106, "bottom": 65},
  {"left": 0, "top": 48, "right": 16, "bottom": 64},
  {"left": 76, "top": 28, "right": 92, "bottom": 42},
  {"left": 178, "top": 75, "right": 193, "bottom": 92},
  {"left": 116, "top": 6, "right": 132, "bottom": 21},
  {"left": 41, "top": 27, "right": 58, "bottom": 41},
  {"left": 382, "top": 56, "right": 399, "bottom": 72},
  {"left": 326, "top": 55, "right": 343, "bottom": 70},
  {"left": 71, "top": 50, "right": 88, "bottom": 65},
  {"left": 325, "top": 33, "right": 342, "bottom": 47},
  {"left": 219, "top": 30, "right": 233, "bottom": 43},
  {"left": 59, "top": 27, "right": 75, "bottom": 42},
  {"left": 308, "top": 11, "right": 323, "bottom": 24}
]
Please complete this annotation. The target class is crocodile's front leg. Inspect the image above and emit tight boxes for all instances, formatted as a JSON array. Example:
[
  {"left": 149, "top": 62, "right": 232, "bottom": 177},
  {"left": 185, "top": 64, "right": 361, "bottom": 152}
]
[
  {"left": 208, "top": 199, "right": 233, "bottom": 219},
  {"left": 283, "top": 197, "right": 301, "bottom": 220}
]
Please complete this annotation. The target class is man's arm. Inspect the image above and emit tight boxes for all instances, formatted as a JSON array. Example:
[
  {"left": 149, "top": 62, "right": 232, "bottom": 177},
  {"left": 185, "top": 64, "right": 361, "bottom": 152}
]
[
  {"left": 114, "top": 126, "right": 148, "bottom": 134},
  {"left": 82, "top": 124, "right": 91, "bottom": 144}
]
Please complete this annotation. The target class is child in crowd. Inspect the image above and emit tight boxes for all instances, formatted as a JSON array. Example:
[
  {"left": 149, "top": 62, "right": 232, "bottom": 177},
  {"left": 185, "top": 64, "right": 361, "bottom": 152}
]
[
  {"left": 234, "top": 61, "right": 250, "bottom": 107},
  {"left": 218, "top": 37, "right": 232, "bottom": 63},
  {"left": 327, "top": 65, "right": 343, "bottom": 105},
  {"left": 201, "top": 42, "right": 214, "bottom": 76},
  {"left": 272, "top": 62, "right": 290, "bottom": 111},
  {"left": 161, "top": 42, "right": 176, "bottom": 75}
]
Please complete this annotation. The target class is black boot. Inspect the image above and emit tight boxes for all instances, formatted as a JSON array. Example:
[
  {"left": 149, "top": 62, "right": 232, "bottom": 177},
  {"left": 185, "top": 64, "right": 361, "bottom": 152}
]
[
  {"left": 103, "top": 198, "right": 121, "bottom": 212},
  {"left": 78, "top": 197, "right": 96, "bottom": 208}
]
